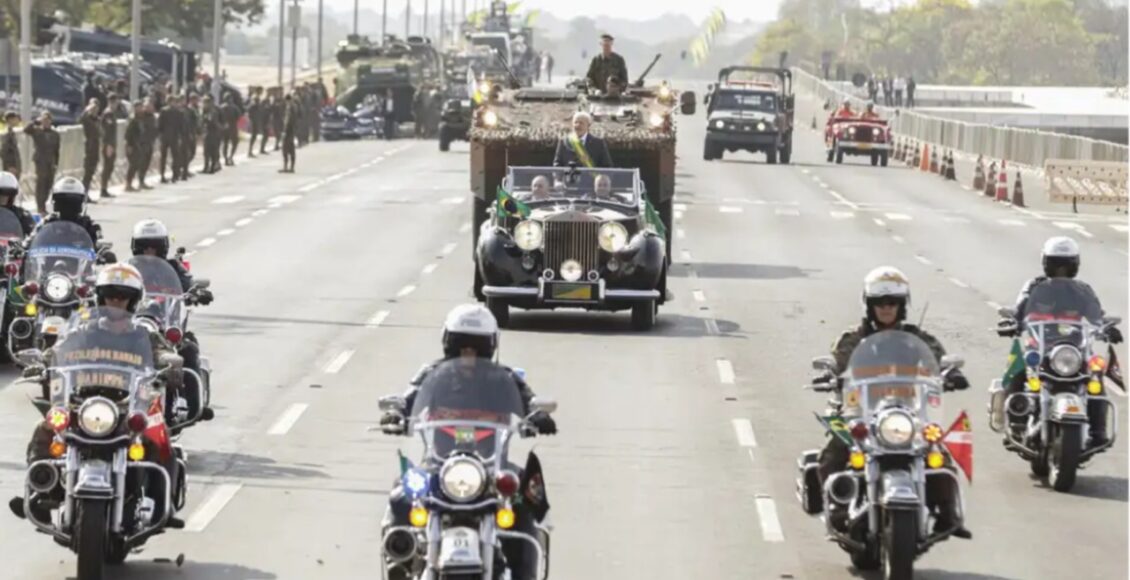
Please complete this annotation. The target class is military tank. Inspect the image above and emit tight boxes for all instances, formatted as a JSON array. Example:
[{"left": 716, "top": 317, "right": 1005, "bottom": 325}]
[
  {"left": 467, "top": 54, "right": 696, "bottom": 300},
  {"left": 334, "top": 34, "right": 441, "bottom": 128}
]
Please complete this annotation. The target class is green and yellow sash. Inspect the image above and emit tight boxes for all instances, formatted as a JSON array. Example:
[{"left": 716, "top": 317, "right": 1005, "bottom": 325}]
[{"left": 568, "top": 133, "right": 595, "bottom": 168}]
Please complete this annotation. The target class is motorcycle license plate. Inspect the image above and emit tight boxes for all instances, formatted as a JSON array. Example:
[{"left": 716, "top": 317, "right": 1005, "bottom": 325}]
[
  {"left": 438, "top": 526, "right": 482, "bottom": 569},
  {"left": 548, "top": 282, "right": 594, "bottom": 301}
]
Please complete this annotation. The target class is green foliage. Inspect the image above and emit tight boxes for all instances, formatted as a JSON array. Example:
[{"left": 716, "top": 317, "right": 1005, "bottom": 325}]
[{"left": 1, "top": 0, "right": 265, "bottom": 43}]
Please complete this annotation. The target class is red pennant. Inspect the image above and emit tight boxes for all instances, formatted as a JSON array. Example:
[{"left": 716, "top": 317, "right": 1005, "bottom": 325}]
[
  {"left": 143, "top": 398, "right": 172, "bottom": 463},
  {"left": 941, "top": 411, "right": 973, "bottom": 483}
]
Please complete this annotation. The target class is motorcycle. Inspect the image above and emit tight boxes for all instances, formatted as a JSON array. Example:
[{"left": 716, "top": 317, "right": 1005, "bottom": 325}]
[
  {"left": 795, "top": 330, "right": 966, "bottom": 580},
  {"left": 0, "top": 208, "right": 30, "bottom": 360},
  {"left": 129, "top": 254, "right": 213, "bottom": 431},
  {"left": 13, "top": 306, "right": 198, "bottom": 580},
  {"left": 8, "top": 221, "right": 113, "bottom": 366},
  {"left": 377, "top": 358, "right": 555, "bottom": 580},
  {"left": 989, "top": 279, "right": 1120, "bottom": 492}
]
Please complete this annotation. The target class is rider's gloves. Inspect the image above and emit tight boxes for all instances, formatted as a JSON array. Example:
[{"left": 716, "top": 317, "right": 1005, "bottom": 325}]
[
  {"left": 996, "top": 318, "right": 1019, "bottom": 337},
  {"left": 1106, "top": 327, "right": 1123, "bottom": 345},
  {"left": 530, "top": 411, "right": 557, "bottom": 435},
  {"left": 945, "top": 371, "right": 970, "bottom": 392}
]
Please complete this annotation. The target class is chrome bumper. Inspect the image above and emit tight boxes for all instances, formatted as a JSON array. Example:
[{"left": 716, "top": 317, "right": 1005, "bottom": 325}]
[{"left": 482, "top": 279, "right": 659, "bottom": 303}]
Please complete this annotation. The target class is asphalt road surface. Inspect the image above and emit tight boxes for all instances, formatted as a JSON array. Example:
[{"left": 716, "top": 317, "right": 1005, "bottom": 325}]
[{"left": 0, "top": 93, "right": 1125, "bottom": 580}]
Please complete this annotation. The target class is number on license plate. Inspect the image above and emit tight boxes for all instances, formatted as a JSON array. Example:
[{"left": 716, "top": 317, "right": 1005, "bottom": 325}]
[{"left": 438, "top": 527, "right": 482, "bottom": 568}]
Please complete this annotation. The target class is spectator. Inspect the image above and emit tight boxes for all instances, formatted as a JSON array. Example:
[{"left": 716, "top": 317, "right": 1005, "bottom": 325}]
[
  {"left": 907, "top": 76, "right": 917, "bottom": 108},
  {"left": 23, "top": 112, "right": 60, "bottom": 214},
  {"left": 893, "top": 76, "right": 906, "bottom": 107},
  {"left": 79, "top": 99, "right": 101, "bottom": 200}
]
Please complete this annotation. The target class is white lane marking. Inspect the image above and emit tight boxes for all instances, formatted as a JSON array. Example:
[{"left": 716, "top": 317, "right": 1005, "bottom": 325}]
[
  {"left": 732, "top": 418, "right": 757, "bottom": 447},
  {"left": 1052, "top": 221, "right": 1094, "bottom": 237},
  {"left": 818, "top": 182, "right": 830, "bottom": 190},
  {"left": 799, "top": 168, "right": 811, "bottom": 174},
  {"left": 943, "top": 216, "right": 971, "bottom": 224},
  {"left": 298, "top": 181, "right": 325, "bottom": 193},
  {"left": 716, "top": 359, "right": 735, "bottom": 385},
  {"left": 884, "top": 212, "right": 912, "bottom": 221},
  {"left": 422, "top": 263, "right": 438, "bottom": 275},
  {"left": 234, "top": 218, "right": 253, "bottom": 227},
  {"left": 184, "top": 483, "right": 243, "bottom": 532},
  {"left": 216, "top": 229, "right": 235, "bottom": 237},
  {"left": 324, "top": 350, "right": 355, "bottom": 374},
  {"left": 1078, "top": 229, "right": 1095, "bottom": 238},
  {"left": 333, "top": 195, "right": 355, "bottom": 205},
  {"left": 720, "top": 206, "right": 743, "bottom": 214},
  {"left": 196, "top": 237, "right": 217, "bottom": 248},
  {"left": 704, "top": 317, "right": 720, "bottom": 336},
  {"left": 267, "top": 403, "right": 310, "bottom": 435},
  {"left": 441, "top": 243, "right": 458, "bottom": 256},
  {"left": 915, "top": 255, "right": 933, "bottom": 265},
  {"left": 367, "top": 310, "right": 390, "bottom": 328},
  {"left": 891, "top": 235, "right": 905, "bottom": 244},
  {"left": 775, "top": 207, "right": 800, "bottom": 217},
  {"left": 252, "top": 209, "right": 269, "bottom": 217},
  {"left": 755, "top": 496, "right": 785, "bottom": 543},
  {"left": 673, "top": 203, "right": 687, "bottom": 211},
  {"left": 269, "top": 194, "right": 302, "bottom": 205},
  {"left": 677, "top": 228, "right": 686, "bottom": 239},
  {"left": 949, "top": 277, "right": 969, "bottom": 289},
  {"left": 681, "top": 250, "right": 693, "bottom": 262},
  {"left": 1111, "top": 224, "right": 1129, "bottom": 233},
  {"left": 826, "top": 189, "right": 860, "bottom": 211},
  {"left": 211, "top": 195, "right": 244, "bottom": 204},
  {"left": 459, "top": 222, "right": 471, "bottom": 234},
  {"left": 151, "top": 194, "right": 189, "bottom": 205},
  {"left": 873, "top": 218, "right": 886, "bottom": 227},
  {"left": 998, "top": 219, "right": 1026, "bottom": 227},
  {"left": 692, "top": 290, "right": 706, "bottom": 302},
  {"left": 396, "top": 285, "right": 417, "bottom": 298},
  {"left": 829, "top": 211, "right": 855, "bottom": 219},
  {"left": 442, "top": 196, "right": 464, "bottom": 205},
  {"left": 986, "top": 301, "right": 1002, "bottom": 310}
]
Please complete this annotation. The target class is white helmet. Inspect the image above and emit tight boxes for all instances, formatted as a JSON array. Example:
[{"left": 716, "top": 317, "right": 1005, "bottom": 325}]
[
  {"left": 51, "top": 176, "right": 86, "bottom": 216},
  {"left": 442, "top": 304, "right": 499, "bottom": 358},
  {"left": 131, "top": 218, "right": 170, "bottom": 257},
  {"left": 0, "top": 171, "right": 18, "bottom": 192},
  {"left": 95, "top": 263, "right": 146, "bottom": 312},
  {"left": 51, "top": 176, "right": 85, "bottom": 196},
  {"left": 1041, "top": 236, "right": 1080, "bottom": 278},
  {"left": 862, "top": 266, "right": 911, "bottom": 322}
]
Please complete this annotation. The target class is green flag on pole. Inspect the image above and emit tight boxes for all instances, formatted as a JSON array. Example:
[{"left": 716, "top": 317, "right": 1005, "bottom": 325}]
[
  {"left": 1001, "top": 338, "right": 1025, "bottom": 386},
  {"left": 816, "top": 412, "right": 853, "bottom": 445},
  {"left": 496, "top": 185, "right": 531, "bottom": 219},
  {"left": 643, "top": 198, "right": 667, "bottom": 240}
]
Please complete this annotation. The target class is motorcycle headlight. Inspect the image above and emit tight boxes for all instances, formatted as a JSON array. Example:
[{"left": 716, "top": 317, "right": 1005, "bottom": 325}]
[
  {"left": 482, "top": 109, "right": 498, "bottom": 128},
  {"left": 478, "top": 81, "right": 491, "bottom": 95},
  {"left": 876, "top": 411, "right": 915, "bottom": 448},
  {"left": 560, "top": 259, "right": 583, "bottom": 282},
  {"left": 713, "top": 120, "right": 724, "bottom": 129},
  {"left": 78, "top": 398, "right": 119, "bottom": 437},
  {"left": 658, "top": 85, "right": 671, "bottom": 99},
  {"left": 44, "top": 274, "right": 73, "bottom": 301},
  {"left": 599, "top": 222, "right": 629, "bottom": 253},
  {"left": 757, "top": 122, "right": 767, "bottom": 132},
  {"left": 1049, "top": 344, "right": 1083, "bottom": 376},
  {"left": 439, "top": 456, "right": 486, "bottom": 502},
  {"left": 513, "top": 220, "right": 543, "bottom": 251}
]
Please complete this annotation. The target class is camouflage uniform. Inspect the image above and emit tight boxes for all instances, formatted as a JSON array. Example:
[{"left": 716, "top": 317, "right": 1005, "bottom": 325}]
[
  {"left": 124, "top": 109, "right": 144, "bottom": 191},
  {"left": 585, "top": 52, "right": 628, "bottom": 93},
  {"left": 23, "top": 120, "right": 60, "bottom": 214},
  {"left": 99, "top": 103, "right": 119, "bottom": 196},
  {"left": 139, "top": 106, "right": 158, "bottom": 188},
  {"left": 79, "top": 105, "right": 101, "bottom": 194}
]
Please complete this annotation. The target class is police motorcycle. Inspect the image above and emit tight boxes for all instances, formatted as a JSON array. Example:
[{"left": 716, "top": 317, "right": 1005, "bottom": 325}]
[
  {"left": 377, "top": 358, "right": 555, "bottom": 580},
  {"left": 13, "top": 306, "right": 190, "bottom": 580},
  {"left": 796, "top": 331, "right": 967, "bottom": 580},
  {"left": 0, "top": 207, "right": 31, "bottom": 358},
  {"left": 129, "top": 254, "right": 213, "bottom": 432},
  {"left": 990, "top": 279, "right": 1120, "bottom": 492},
  {"left": 8, "top": 221, "right": 113, "bottom": 363}
]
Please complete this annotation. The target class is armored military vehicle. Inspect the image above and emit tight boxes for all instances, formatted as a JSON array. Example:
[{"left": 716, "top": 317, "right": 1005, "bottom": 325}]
[{"left": 334, "top": 34, "right": 441, "bottom": 128}]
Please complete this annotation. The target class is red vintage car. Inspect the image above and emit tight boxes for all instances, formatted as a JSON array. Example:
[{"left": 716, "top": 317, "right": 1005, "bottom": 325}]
[{"left": 825, "top": 115, "right": 892, "bottom": 166}]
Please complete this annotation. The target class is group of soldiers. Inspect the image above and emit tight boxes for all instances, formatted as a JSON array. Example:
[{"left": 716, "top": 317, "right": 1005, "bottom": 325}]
[{"left": 245, "top": 81, "right": 329, "bottom": 172}]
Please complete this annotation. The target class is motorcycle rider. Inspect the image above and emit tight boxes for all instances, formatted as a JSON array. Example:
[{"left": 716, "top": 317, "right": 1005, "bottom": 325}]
[
  {"left": 816, "top": 266, "right": 971, "bottom": 539},
  {"left": 379, "top": 304, "right": 555, "bottom": 579},
  {"left": 997, "top": 236, "right": 1121, "bottom": 445},
  {"left": 0, "top": 171, "right": 38, "bottom": 236},
  {"left": 36, "top": 177, "right": 113, "bottom": 262},
  {"left": 9, "top": 263, "right": 185, "bottom": 527}
]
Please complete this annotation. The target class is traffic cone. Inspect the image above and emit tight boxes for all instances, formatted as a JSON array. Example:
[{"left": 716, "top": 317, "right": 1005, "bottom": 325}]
[
  {"left": 1012, "top": 170, "right": 1025, "bottom": 207},
  {"left": 945, "top": 150, "right": 957, "bottom": 181},
  {"left": 984, "top": 161, "right": 997, "bottom": 196},
  {"left": 919, "top": 143, "right": 930, "bottom": 171},
  {"left": 908, "top": 141, "right": 919, "bottom": 167},
  {"left": 929, "top": 148, "right": 939, "bottom": 174},
  {"left": 995, "top": 160, "right": 1009, "bottom": 202},
  {"left": 972, "top": 155, "right": 985, "bottom": 191}
]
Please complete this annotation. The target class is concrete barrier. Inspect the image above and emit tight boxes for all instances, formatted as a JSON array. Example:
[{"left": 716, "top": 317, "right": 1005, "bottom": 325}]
[{"left": 1044, "top": 159, "right": 1128, "bottom": 207}]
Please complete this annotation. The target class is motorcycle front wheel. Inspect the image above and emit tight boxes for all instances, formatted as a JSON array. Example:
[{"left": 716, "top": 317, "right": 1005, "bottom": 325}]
[
  {"left": 882, "top": 509, "right": 916, "bottom": 580},
  {"left": 76, "top": 498, "right": 109, "bottom": 580},
  {"left": 1050, "top": 423, "right": 1083, "bottom": 492}
]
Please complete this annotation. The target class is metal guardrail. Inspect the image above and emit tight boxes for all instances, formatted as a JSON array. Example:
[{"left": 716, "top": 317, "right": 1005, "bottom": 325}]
[
  {"left": 1044, "top": 159, "right": 1128, "bottom": 206},
  {"left": 791, "top": 67, "right": 1130, "bottom": 166}
]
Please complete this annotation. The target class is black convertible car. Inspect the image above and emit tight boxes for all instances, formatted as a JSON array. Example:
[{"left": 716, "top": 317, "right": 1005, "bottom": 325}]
[{"left": 475, "top": 166, "right": 667, "bottom": 330}]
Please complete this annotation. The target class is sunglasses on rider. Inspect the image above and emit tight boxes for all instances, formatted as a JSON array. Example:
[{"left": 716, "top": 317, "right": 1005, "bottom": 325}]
[
  {"left": 872, "top": 297, "right": 902, "bottom": 308},
  {"left": 100, "top": 288, "right": 135, "bottom": 302}
]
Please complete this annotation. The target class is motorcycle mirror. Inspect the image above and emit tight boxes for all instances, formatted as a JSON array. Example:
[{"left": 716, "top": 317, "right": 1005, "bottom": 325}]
[
  {"left": 529, "top": 397, "right": 557, "bottom": 415},
  {"left": 997, "top": 306, "right": 1017, "bottom": 319},
  {"left": 811, "top": 355, "right": 836, "bottom": 373},
  {"left": 30, "top": 396, "right": 51, "bottom": 416},
  {"left": 194, "top": 278, "right": 211, "bottom": 289},
  {"left": 1103, "top": 316, "right": 1122, "bottom": 328},
  {"left": 97, "top": 241, "right": 113, "bottom": 250},
  {"left": 16, "top": 348, "right": 44, "bottom": 367},
  {"left": 940, "top": 355, "right": 965, "bottom": 370},
  {"left": 379, "top": 395, "right": 407, "bottom": 412}
]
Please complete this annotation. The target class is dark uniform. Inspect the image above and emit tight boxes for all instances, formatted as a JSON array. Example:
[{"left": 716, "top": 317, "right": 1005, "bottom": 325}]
[
  {"left": 139, "top": 106, "right": 158, "bottom": 188},
  {"left": 247, "top": 92, "right": 263, "bottom": 157},
  {"left": 23, "top": 120, "right": 60, "bottom": 214},
  {"left": 271, "top": 94, "right": 284, "bottom": 151},
  {"left": 220, "top": 97, "right": 241, "bottom": 165},
  {"left": 80, "top": 105, "right": 101, "bottom": 195},
  {"left": 281, "top": 97, "right": 297, "bottom": 172},
  {"left": 124, "top": 109, "right": 144, "bottom": 191},
  {"left": 1, "top": 124, "right": 21, "bottom": 177},
  {"left": 585, "top": 52, "right": 628, "bottom": 93},
  {"left": 99, "top": 102, "right": 120, "bottom": 196},
  {"left": 295, "top": 90, "right": 309, "bottom": 148},
  {"left": 181, "top": 98, "right": 200, "bottom": 179},
  {"left": 158, "top": 102, "right": 184, "bottom": 183},
  {"left": 39, "top": 213, "right": 103, "bottom": 245},
  {"left": 201, "top": 101, "right": 223, "bottom": 174}
]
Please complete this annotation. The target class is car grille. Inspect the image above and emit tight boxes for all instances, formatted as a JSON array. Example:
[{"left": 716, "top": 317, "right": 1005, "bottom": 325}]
[
  {"left": 850, "top": 128, "right": 881, "bottom": 142},
  {"left": 543, "top": 221, "right": 599, "bottom": 278}
]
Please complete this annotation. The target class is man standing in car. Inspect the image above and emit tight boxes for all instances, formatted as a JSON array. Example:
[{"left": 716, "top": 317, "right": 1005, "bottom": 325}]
[{"left": 585, "top": 34, "right": 628, "bottom": 93}]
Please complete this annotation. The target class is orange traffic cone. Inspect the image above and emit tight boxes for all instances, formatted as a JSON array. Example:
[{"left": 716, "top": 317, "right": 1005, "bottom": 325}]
[
  {"left": 919, "top": 143, "right": 930, "bottom": 172},
  {"left": 995, "top": 160, "right": 1009, "bottom": 202},
  {"left": 1012, "top": 170, "right": 1025, "bottom": 207},
  {"left": 929, "top": 148, "right": 939, "bottom": 174},
  {"left": 972, "top": 155, "right": 985, "bottom": 191},
  {"left": 984, "top": 161, "right": 997, "bottom": 197}
]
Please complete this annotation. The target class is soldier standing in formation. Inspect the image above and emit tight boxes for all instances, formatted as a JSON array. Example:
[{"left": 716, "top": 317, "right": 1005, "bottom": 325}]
[
  {"left": 280, "top": 93, "right": 297, "bottom": 173},
  {"left": 139, "top": 99, "right": 158, "bottom": 189},
  {"left": 23, "top": 112, "right": 60, "bottom": 214},
  {"left": 79, "top": 98, "right": 101, "bottom": 202},
  {"left": 182, "top": 93, "right": 200, "bottom": 178},
  {"left": 221, "top": 93, "right": 241, "bottom": 165},
  {"left": 247, "top": 87, "right": 263, "bottom": 157},
  {"left": 201, "top": 96, "right": 223, "bottom": 174},
  {"left": 98, "top": 94, "right": 120, "bottom": 198},
  {"left": 271, "top": 91, "right": 284, "bottom": 151},
  {"left": 158, "top": 95, "right": 185, "bottom": 183},
  {"left": 295, "top": 87, "right": 309, "bottom": 148},
  {"left": 124, "top": 102, "right": 145, "bottom": 192},
  {"left": 2, "top": 112, "right": 22, "bottom": 177},
  {"left": 307, "top": 84, "right": 321, "bottom": 143}
]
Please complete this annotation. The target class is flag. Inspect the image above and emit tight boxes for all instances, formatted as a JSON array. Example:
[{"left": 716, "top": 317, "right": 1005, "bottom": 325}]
[
  {"left": 496, "top": 186, "right": 530, "bottom": 218},
  {"left": 643, "top": 197, "right": 667, "bottom": 239},
  {"left": 815, "top": 412, "right": 853, "bottom": 445},
  {"left": 397, "top": 449, "right": 413, "bottom": 476},
  {"left": 941, "top": 411, "right": 973, "bottom": 483},
  {"left": 144, "top": 398, "right": 171, "bottom": 463},
  {"left": 1001, "top": 338, "right": 1025, "bottom": 387}
]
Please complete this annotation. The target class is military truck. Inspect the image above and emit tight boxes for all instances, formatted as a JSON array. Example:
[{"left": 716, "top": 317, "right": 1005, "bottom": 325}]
[
  {"left": 467, "top": 55, "right": 696, "bottom": 302},
  {"left": 334, "top": 34, "right": 441, "bottom": 129},
  {"left": 438, "top": 46, "right": 510, "bottom": 151},
  {"left": 703, "top": 66, "right": 795, "bottom": 164}
]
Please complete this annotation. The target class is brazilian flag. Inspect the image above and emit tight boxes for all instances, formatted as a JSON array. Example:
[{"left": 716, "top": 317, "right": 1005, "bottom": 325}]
[
  {"left": 397, "top": 449, "right": 413, "bottom": 476},
  {"left": 816, "top": 412, "right": 853, "bottom": 445},
  {"left": 496, "top": 186, "right": 531, "bottom": 218},
  {"left": 643, "top": 198, "right": 667, "bottom": 239},
  {"left": 1001, "top": 338, "right": 1025, "bottom": 386}
]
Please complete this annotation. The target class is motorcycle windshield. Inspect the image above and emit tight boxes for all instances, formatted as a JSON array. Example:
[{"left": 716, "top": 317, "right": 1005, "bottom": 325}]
[
  {"left": 843, "top": 330, "right": 942, "bottom": 418},
  {"left": 410, "top": 358, "right": 524, "bottom": 462},
  {"left": 130, "top": 256, "right": 186, "bottom": 329},
  {"left": 0, "top": 208, "right": 24, "bottom": 241},
  {"left": 51, "top": 306, "right": 155, "bottom": 404},
  {"left": 26, "top": 222, "right": 96, "bottom": 282},
  {"left": 1024, "top": 279, "right": 1102, "bottom": 347}
]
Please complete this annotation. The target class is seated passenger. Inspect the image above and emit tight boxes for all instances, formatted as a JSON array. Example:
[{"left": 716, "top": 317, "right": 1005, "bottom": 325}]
[
  {"left": 593, "top": 174, "right": 612, "bottom": 198},
  {"left": 833, "top": 98, "right": 855, "bottom": 119},
  {"left": 860, "top": 102, "right": 881, "bottom": 120},
  {"left": 526, "top": 175, "right": 552, "bottom": 201}
]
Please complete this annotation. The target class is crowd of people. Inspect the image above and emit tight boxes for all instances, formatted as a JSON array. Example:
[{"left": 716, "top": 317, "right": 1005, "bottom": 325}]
[
  {"left": 0, "top": 71, "right": 332, "bottom": 214},
  {"left": 866, "top": 74, "right": 917, "bottom": 108}
]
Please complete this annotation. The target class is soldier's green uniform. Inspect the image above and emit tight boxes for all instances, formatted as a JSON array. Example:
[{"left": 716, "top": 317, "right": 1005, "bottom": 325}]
[
  {"left": 124, "top": 106, "right": 144, "bottom": 191},
  {"left": 2, "top": 114, "right": 22, "bottom": 177},
  {"left": 139, "top": 105, "right": 158, "bottom": 189},
  {"left": 271, "top": 93, "right": 284, "bottom": 151},
  {"left": 181, "top": 97, "right": 200, "bottom": 179},
  {"left": 158, "top": 98, "right": 185, "bottom": 183},
  {"left": 247, "top": 90, "right": 263, "bottom": 157},
  {"left": 585, "top": 51, "right": 628, "bottom": 93},
  {"left": 220, "top": 95, "right": 241, "bottom": 165},
  {"left": 280, "top": 95, "right": 297, "bottom": 173},
  {"left": 99, "top": 99, "right": 120, "bottom": 197},
  {"left": 201, "top": 99, "right": 222, "bottom": 174},
  {"left": 80, "top": 104, "right": 101, "bottom": 195},
  {"left": 23, "top": 116, "right": 60, "bottom": 214}
]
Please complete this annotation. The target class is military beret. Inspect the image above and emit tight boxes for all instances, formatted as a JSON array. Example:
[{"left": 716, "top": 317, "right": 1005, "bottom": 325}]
[{"left": 600, "top": 33, "right": 614, "bottom": 41}]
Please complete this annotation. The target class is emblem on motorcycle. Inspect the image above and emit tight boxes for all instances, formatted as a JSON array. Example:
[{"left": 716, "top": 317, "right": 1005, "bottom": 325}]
[{"left": 844, "top": 389, "right": 860, "bottom": 407}]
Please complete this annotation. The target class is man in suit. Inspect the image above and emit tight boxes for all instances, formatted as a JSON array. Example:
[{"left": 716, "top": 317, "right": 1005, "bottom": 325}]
[{"left": 552, "top": 111, "right": 613, "bottom": 168}]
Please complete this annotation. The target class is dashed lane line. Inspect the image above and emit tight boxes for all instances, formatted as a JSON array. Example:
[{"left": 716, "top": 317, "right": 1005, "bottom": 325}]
[
  {"left": 441, "top": 243, "right": 458, "bottom": 256},
  {"left": 873, "top": 218, "right": 886, "bottom": 227},
  {"left": 234, "top": 218, "right": 253, "bottom": 227},
  {"left": 216, "top": 229, "right": 235, "bottom": 237},
  {"left": 267, "top": 403, "right": 310, "bottom": 435},
  {"left": 949, "top": 277, "right": 970, "bottom": 289},
  {"left": 458, "top": 222, "right": 471, "bottom": 234},
  {"left": 324, "top": 350, "right": 355, "bottom": 374},
  {"left": 680, "top": 250, "right": 693, "bottom": 262},
  {"left": 716, "top": 358, "right": 736, "bottom": 385},
  {"left": 396, "top": 285, "right": 417, "bottom": 298},
  {"left": 692, "top": 290, "right": 706, "bottom": 302},
  {"left": 915, "top": 255, "right": 932, "bottom": 265},
  {"left": 268, "top": 194, "right": 302, "bottom": 205},
  {"left": 719, "top": 206, "right": 744, "bottom": 214},
  {"left": 732, "top": 419, "right": 757, "bottom": 448},
  {"left": 986, "top": 301, "right": 1003, "bottom": 311},
  {"left": 366, "top": 310, "right": 390, "bottom": 328},
  {"left": 422, "top": 263, "right": 438, "bottom": 275},
  {"left": 677, "top": 228, "right": 686, "bottom": 239},
  {"left": 1112, "top": 224, "right": 1129, "bottom": 234},
  {"left": 755, "top": 496, "right": 786, "bottom": 543},
  {"left": 211, "top": 195, "right": 244, "bottom": 204},
  {"left": 891, "top": 235, "right": 905, "bottom": 244},
  {"left": 998, "top": 219, "right": 1026, "bottom": 227},
  {"left": 184, "top": 483, "right": 243, "bottom": 532},
  {"left": 775, "top": 208, "right": 801, "bottom": 217},
  {"left": 829, "top": 211, "right": 855, "bottom": 219},
  {"left": 251, "top": 209, "right": 269, "bottom": 217},
  {"left": 196, "top": 237, "right": 217, "bottom": 248},
  {"left": 825, "top": 189, "right": 860, "bottom": 211},
  {"left": 884, "top": 212, "right": 912, "bottom": 221}
]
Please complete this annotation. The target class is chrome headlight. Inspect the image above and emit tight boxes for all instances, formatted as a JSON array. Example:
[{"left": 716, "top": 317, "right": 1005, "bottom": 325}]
[
  {"left": 848, "top": 126, "right": 857, "bottom": 135},
  {"left": 757, "top": 122, "right": 766, "bottom": 132},
  {"left": 1049, "top": 344, "right": 1083, "bottom": 376},
  {"left": 513, "top": 220, "right": 543, "bottom": 251},
  {"left": 876, "top": 410, "right": 915, "bottom": 448},
  {"left": 44, "top": 274, "right": 73, "bottom": 301},
  {"left": 658, "top": 85, "right": 671, "bottom": 99},
  {"left": 78, "top": 398, "right": 118, "bottom": 437},
  {"left": 713, "top": 120, "right": 724, "bottom": 129},
  {"left": 560, "top": 259, "right": 583, "bottom": 282},
  {"left": 478, "top": 81, "right": 491, "bottom": 95},
  {"left": 648, "top": 113, "right": 664, "bottom": 128},
  {"left": 482, "top": 109, "right": 498, "bottom": 127},
  {"left": 439, "top": 456, "right": 486, "bottom": 502},
  {"left": 872, "top": 127, "right": 881, "bottom": 136},
  {"left": 598, "top": 222, "right": 629, "bottom": 253}
]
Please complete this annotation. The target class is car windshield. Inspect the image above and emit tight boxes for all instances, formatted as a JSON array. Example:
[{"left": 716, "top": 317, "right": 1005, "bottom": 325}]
[
  {"left": 51, "top": 306, "right": 155, "bottom": 405},
  {"left": 506, "top": 166, "right": 639, "bottom": 206},
  {"left": 714, "top": 91, "right": 777, "bottom": 112},
  {"left": 842, "top": 330, "right": 942, "bottom": 419},
  {"left": 1024, "top": 279, "right": 1103, "bottom": 347},
  {"left": 26, "top": 221, "right": 96, "bottom": 281},
  {"left": 410, "top": 357, "right": 524, "bottom": 464}
]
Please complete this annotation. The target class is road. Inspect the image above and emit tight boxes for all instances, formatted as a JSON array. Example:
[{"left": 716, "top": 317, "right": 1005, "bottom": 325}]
[{"left": 0, "top": 89, "right": 1125, "bottom": 580}]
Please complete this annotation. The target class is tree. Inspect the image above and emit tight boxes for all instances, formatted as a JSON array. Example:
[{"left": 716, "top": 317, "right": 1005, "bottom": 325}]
[{"left": 0, "top": 0, "right": 265, "bottom": 43}]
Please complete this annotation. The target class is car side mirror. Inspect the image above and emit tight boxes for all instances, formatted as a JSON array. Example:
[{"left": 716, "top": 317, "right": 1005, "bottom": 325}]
[
  {"left": 680, "top": 91, "right": 696, "bottom": 115},
  {"left": 941, "top": 355, "right": 965, "bottom": 370},
  {"left": 16, "top": 348, "right": 44, "bottom": 367},
  {"left": 529, "top": 397, "right": 557, "bottom": 415},
  {"left": 379, "top": 395, "right": 407, "bottom": 412},
  {"left": 997, "top": 306, "right": 1017, "bottom": 319},
  {"left": 811, "top": 355, "right": 836, "bottom": 374}
]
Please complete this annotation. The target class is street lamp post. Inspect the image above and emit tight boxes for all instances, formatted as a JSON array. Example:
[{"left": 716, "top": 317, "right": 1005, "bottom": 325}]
[
  {"left": 290, "top": 0, "right": 299, "bottom": 88},
  {"left": 212, "top": 0, "right": 223, "bottom": 103},
  {"left": 18, "top": 0, "right": 32, "bottom": 121},
  {"left": 405, "top": 0, "right": 411, "bottom": 37},
  {"left": 130, "top": 0, "right": 141, "bottom": 102},
  {"left": 277, "top": 0, "right": 284, "bottom": 87},
  {"left": 381, "top": 0, "right": 388, "bottom": 43},
  {"left": 423, "top": 0, "right": 428, "bottom": 37},
  {"left": 352, "top": 0, "right": 358, "bottom": 36},
  {"left": 317, "top": 0, "right": 323, "bottom": 79},
  {"left": 439, "top": 0, "right": 444, "bottom": 48}
]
